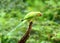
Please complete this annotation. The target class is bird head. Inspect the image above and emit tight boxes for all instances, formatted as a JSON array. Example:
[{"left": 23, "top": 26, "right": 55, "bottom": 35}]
[
  {"left": 35, "top": 12, "right": 42, "bottom": 16},
  {"left": 29, "top": 12, "right": 42, "bottom": 16}
]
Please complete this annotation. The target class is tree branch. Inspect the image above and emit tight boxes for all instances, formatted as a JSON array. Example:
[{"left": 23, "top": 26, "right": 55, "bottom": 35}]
[{"left": 18, "top": 21, "right": 33, "bottom": 43}]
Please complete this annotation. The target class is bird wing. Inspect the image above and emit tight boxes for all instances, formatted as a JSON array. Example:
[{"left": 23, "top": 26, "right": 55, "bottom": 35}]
[{"left": 24, "top": 13, "right": 35, "bottom": 20}]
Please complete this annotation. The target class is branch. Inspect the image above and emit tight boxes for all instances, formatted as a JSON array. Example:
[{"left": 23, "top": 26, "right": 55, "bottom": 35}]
[{"left": 18, "top": 21, "right": 33, "bottom": 43}]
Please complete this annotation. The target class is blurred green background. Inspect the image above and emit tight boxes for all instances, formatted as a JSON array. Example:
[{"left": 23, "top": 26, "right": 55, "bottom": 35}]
[{"left": 0, "top": 0, "right": 60, "bottom": 43}]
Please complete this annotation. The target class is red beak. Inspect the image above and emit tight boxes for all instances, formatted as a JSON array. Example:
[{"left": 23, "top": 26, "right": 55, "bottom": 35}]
[{"left": 38, "top": 13, "right": 42, "bottom": 16}]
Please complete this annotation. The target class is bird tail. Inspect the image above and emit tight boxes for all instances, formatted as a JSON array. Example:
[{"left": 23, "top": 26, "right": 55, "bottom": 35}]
[{"left": 7, "top": 20, "right": 27, "bottom": 36}]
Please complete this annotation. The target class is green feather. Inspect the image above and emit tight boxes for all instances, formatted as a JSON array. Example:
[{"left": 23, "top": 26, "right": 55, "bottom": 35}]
[{"left": 23, "top": 12, "right": 41, "bottom": 21}]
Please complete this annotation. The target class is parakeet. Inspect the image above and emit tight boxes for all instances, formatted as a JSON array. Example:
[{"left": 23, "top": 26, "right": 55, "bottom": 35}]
[
  {"left": 22, "top": 12, "right": 42, "bottom": 21},
  {"left": 7, "top": 12, "right": 42, "bottom": 35}
]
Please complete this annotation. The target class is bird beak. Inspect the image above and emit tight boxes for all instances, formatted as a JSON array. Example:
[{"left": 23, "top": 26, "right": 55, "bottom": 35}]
[{"left": 38, "top": 13, "right": 42, "bottom": 16}]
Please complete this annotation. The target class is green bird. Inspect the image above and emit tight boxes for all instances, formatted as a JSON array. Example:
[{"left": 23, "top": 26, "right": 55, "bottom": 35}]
[
  {"left": 22, "top": 12, "right": 42, "bottom": 21},
  {"left": 7, "top": 12, "right": 42, "bottom": 35}
]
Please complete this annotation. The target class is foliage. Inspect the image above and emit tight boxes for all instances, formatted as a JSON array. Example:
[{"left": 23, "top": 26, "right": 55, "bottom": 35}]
[{"left": 0, "top": 0, "right": 60, "bottom": 43}]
